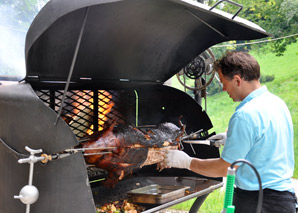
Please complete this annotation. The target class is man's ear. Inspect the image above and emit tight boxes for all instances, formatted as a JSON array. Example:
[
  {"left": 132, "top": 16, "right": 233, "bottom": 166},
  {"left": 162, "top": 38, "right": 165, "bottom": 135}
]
[{"left": 234, "top": 74, "right": 242, "bottom": 87}]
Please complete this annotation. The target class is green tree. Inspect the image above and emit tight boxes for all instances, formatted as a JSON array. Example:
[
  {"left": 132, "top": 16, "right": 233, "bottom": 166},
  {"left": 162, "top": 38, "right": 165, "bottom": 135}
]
[
  {"left": 0, "top": 0, "right": 47, "bottom": 28},
  {"left": 204, "top": 0, "right": 298, "bottom": 56},
  {"left": 0, "top": 0, "right": 48, "bottom": 76}
]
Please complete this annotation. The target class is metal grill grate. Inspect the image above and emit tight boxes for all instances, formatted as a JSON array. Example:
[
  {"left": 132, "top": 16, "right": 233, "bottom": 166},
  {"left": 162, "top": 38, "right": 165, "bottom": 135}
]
[{"left": 35, "top": 90, "right": 131, "bottom": 139}]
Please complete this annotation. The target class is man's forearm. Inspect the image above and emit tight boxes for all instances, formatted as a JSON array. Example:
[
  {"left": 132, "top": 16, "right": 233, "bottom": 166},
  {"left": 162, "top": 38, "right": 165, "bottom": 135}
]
[{"left": 189, "top": 158, "right": 231, "bottom": 177}]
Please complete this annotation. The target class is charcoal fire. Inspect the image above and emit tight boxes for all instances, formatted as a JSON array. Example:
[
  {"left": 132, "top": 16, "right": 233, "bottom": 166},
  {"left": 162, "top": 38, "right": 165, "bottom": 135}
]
[{"left": 80, "top": 122, "right": 185, "bottom": 187}]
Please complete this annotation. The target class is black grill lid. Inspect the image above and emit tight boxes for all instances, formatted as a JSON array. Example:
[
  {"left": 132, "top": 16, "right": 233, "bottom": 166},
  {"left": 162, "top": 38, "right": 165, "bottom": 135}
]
[{"left": 25, "top": 0, "right": 269, "bottom": 88}]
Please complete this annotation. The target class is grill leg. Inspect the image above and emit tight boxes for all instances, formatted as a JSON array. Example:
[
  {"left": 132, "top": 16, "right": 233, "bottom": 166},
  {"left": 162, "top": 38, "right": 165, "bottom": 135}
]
[{"left": 189, "top": 193, "right": 209, "bottom": 213}]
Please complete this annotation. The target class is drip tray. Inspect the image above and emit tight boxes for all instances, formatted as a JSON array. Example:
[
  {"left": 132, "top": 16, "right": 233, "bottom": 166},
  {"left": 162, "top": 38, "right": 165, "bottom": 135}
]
[{"left": 127, "top": 184, "right": 190, "bottom": 204}]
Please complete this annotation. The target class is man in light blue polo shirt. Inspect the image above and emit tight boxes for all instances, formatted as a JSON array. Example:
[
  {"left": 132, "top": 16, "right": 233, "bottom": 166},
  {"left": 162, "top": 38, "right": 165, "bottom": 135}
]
[
  {"left": 164, "top": 51, "right": 296, "bottom": 212},
  {"left": 222, "top": 85, "right": 294, "bottom": 192}
]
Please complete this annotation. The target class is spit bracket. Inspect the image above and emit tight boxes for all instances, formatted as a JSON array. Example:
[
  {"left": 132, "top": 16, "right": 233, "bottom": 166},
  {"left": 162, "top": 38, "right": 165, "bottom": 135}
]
[{"left": 14, "top": 146, "right": 45, "bottom": 213}]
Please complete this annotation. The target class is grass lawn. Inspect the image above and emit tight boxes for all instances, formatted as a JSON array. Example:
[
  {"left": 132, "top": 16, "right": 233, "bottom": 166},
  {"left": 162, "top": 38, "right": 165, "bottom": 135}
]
[
  {"left": 170, "top": 42, "right": 298, "bottom": 211},
  {"left": 171, "top": 189, "right": 225, "bottom": 212}
]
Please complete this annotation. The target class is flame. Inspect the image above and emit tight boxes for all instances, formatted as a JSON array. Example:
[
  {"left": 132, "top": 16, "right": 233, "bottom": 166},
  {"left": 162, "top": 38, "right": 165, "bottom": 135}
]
[
  {"left": 71, "top": 90, "right": 93, "bottom": 115},
  {"left": 86, "top": 90, "right": 115, "bottom": 135}
]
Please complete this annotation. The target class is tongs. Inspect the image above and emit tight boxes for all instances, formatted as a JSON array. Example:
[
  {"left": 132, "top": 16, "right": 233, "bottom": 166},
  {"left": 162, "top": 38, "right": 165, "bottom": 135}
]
[{"left": 179, "top": 129, "right": 203, "bottom": 155}]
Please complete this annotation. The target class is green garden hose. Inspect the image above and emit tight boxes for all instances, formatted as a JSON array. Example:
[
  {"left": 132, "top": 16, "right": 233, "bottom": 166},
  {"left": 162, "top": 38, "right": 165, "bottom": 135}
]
[{"left": 222, "top": 167, "right": 236, "bottom": 213}]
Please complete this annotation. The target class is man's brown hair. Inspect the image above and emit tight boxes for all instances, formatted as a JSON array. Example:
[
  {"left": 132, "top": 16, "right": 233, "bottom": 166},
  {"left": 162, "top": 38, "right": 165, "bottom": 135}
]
[{"left": 214, "top": 51, "right": 260, "bottom": 81}]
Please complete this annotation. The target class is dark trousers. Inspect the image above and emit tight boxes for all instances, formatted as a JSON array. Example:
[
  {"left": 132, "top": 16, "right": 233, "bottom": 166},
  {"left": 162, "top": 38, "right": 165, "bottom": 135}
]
[{"left": 233, "top": 187, "right": 297, "bottom": 213}]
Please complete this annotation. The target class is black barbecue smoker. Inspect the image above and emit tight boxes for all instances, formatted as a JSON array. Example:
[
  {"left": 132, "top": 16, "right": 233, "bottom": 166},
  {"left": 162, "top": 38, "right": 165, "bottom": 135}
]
[{"left": 0, "top": 0, "right": 269, "bottom": 212}]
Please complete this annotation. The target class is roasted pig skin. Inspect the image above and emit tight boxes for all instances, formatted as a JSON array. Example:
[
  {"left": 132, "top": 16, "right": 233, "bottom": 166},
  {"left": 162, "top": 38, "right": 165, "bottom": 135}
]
[{"left": 81, "top": 122, "right": 184, "bottom": 187}]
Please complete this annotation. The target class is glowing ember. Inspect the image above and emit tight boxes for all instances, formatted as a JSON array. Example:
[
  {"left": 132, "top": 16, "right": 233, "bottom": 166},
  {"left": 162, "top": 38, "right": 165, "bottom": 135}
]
[{"left": 96, "top": 199, "right": 144, "bottom": 212}]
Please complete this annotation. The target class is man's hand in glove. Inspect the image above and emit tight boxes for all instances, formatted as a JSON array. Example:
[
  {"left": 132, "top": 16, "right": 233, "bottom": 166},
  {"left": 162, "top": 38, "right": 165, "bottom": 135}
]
[
  {"left": 164, "top": 150, "right": 193, "bottom": 170},
  {"left": 208, "top": 132, "right": 227, "bottom": 147}
]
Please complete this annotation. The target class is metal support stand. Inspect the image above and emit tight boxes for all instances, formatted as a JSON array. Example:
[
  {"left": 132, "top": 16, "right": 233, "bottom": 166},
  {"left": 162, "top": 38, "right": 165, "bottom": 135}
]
[
  {"left": 14, "top": 146, "right": 45, "bottom": 213},
  {"left": 189, "top": 193, "right": 210, "bottom": 213}
]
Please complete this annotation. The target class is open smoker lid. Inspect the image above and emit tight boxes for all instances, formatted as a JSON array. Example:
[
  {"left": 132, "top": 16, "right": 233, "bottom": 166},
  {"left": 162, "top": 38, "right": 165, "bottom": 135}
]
[{"left": 25, "top": 0, "right": 269, "bottom": 88}]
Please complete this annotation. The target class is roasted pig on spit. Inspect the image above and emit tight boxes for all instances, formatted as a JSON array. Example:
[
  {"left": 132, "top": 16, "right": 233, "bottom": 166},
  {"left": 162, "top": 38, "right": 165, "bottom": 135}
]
[{"left": 80, "top": 122, "right": 185, "bottom": 187}]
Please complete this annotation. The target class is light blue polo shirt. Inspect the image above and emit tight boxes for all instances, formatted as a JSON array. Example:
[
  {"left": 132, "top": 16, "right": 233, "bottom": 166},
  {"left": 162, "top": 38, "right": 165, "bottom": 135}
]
[{"left": 221, "top": 86, "right": 294, "bottom": 192}]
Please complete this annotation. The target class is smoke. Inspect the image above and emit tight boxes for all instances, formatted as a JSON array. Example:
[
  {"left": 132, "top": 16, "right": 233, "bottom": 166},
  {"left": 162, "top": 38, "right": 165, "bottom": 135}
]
[{"left": 0, "top": 5, "right": 27, "bottom": 77}]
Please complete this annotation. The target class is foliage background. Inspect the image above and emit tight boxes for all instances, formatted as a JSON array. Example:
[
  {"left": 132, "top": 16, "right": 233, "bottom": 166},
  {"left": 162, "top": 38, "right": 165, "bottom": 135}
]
[{"left": 205, "top": 0, "right": 298, "bottom": 56}]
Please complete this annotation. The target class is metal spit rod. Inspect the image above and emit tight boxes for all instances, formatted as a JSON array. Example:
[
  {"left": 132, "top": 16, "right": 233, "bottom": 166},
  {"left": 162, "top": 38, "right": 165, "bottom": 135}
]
[
  {"left": 83, "top": 151, "right": 113, "bottom": 156},
  {"left": 64, "top": 147, "right": 115, "bottom": 152},
  {"left": 64, "top": 147, "right": 116, "bottom": 156},
  {"left": 40, "top": 147, "right": 116, "bottom": 162}
]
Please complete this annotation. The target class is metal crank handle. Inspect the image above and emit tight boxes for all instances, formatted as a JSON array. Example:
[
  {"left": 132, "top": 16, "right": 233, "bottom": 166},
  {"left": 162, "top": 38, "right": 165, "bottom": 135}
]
[
  {"left": 18, "top": 156, "right": 46, "bottom": 164},
  {"left": 25, "top": 146, "right": 42, "bottom": 155},
  {"left": 15, "top": 146, "right": 43, "bottom": 213},
  {"left": 18, "top": 147, "right": 45, "bottom": 164}
]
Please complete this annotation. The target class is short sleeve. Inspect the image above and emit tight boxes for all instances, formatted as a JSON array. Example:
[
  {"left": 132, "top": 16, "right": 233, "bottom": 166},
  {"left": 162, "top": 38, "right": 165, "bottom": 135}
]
[{"left": 221, "top": 113, "right": 254, "bottom": 164}]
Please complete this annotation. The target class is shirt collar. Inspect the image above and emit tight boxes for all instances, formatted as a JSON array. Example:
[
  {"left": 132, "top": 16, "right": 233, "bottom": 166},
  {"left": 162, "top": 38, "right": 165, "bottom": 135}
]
[{"left": 236, "top": 85, "right": 268, "bottom": 111}]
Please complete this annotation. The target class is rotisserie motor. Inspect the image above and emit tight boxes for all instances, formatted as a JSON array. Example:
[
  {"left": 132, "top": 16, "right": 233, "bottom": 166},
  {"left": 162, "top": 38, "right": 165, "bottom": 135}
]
[{"left": 81, "top": 122, "right": 184, "bottom": 187}]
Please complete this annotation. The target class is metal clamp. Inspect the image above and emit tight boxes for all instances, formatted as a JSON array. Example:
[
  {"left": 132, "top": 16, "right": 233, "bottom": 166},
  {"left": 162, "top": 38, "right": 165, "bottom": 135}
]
[
  {"left": 210, "top": 0, "right": 243, "bottom": 19},
  {"left": 14, "top": 146, "right": 46, "bottom": 213}
]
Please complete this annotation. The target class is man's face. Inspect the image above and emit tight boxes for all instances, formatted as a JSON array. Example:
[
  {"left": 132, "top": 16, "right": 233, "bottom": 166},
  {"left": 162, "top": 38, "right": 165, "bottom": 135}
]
[{"left": 218, "top": 69, "right": 242, "bottom": 102}]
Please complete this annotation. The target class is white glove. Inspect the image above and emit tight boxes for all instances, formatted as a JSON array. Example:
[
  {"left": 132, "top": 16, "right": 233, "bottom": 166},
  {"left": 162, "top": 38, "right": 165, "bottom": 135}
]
[
  {"left": 208, "top": 132, "right": 227, "bottom": 147},
  {"left": 165, "top": 150, "right": 193, "bottom": 170}
]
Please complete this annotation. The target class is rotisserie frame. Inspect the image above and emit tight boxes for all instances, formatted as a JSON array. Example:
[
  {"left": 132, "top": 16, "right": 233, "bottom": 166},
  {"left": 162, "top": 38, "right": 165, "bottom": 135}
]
[{"left": 0, "top": 0, "right": 269, "bottom": 212}]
